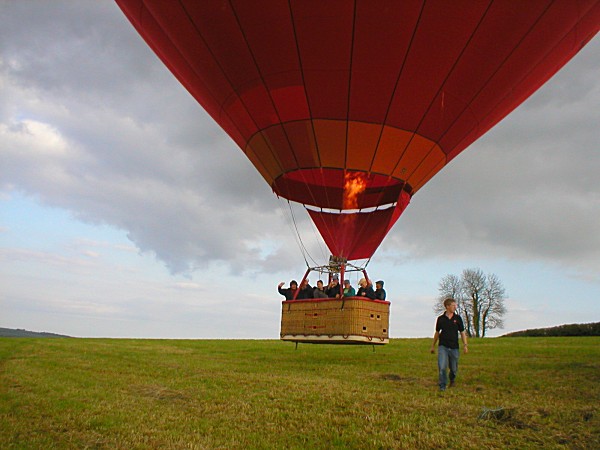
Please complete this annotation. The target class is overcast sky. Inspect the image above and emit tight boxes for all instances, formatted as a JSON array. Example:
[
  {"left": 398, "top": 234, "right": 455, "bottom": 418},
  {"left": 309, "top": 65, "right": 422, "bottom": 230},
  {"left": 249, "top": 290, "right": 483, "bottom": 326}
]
[{"left": 1, "top": 2, "right": 599, "bottom": 339}]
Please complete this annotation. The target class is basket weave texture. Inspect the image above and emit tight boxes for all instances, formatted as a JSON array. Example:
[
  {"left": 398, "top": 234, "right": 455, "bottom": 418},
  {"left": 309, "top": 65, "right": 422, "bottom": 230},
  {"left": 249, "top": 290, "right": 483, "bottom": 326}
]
[{"left": 280, "top": 298, "right": 389, "bottom": 340}]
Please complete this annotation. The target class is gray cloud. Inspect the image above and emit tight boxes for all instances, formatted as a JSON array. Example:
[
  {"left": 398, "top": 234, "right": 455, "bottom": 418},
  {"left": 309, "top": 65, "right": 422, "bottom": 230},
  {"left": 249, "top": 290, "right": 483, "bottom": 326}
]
[
  {"left": 1, "top": 2, "right": 598, "bottom": 280},
  {"left": 1, "top": 2, "right": 295, "bottom": 276},
  {"left": 391, "top": 38, "right": 600, "bottom": 274}
]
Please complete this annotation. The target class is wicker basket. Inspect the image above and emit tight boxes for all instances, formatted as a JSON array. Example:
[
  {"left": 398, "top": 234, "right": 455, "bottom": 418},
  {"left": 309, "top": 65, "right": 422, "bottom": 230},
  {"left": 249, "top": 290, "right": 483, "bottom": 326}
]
[{"left": 280, "top": 297, "right": 390, "bottom": 344}]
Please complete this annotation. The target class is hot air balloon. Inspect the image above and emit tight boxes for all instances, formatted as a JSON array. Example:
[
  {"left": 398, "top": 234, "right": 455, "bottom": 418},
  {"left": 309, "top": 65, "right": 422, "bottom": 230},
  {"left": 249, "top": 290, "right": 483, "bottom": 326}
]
[{"left": 116, "top": 0, "right": 599, "bottom": 344}]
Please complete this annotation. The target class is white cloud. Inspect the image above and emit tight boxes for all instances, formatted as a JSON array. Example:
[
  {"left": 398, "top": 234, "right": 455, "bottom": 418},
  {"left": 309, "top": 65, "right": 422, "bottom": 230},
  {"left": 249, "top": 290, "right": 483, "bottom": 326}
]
[{"left": 2, "top": 3, "right": 598, "bottom": 277}]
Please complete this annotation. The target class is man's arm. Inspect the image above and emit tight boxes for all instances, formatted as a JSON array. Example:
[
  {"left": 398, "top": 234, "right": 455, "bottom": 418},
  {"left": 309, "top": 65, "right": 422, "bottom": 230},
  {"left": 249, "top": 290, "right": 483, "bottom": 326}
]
[
  {"left": 430, "top": 331, "right": 439, "bottom": 354},
  {"left": 460, "top": 331, "right": 468, "bottom": 354}
]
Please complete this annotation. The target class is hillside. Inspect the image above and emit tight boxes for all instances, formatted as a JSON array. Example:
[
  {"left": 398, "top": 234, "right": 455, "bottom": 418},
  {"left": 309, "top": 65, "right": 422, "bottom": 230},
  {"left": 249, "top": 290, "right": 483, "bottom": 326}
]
[{"left": 0, "top": 327, "right": 70, "bottom": 338}]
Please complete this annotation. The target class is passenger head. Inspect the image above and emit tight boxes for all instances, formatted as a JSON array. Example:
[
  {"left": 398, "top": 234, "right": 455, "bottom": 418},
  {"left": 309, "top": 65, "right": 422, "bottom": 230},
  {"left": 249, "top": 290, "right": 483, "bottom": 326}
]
[
  {"left": 359, "top": 278, "right": 367, "bottom": 287},
  {"left": 317, "top": 280, "right": 324, "bottom": 288},
  {"left": 290, "top": 280, "right": 298, "bottom": 289},
  {"left": 344, "top": 279, "right": 350, "bottom": 286},
  {"left": 376, "top": 280, "right": 384, "bottom": 289}
]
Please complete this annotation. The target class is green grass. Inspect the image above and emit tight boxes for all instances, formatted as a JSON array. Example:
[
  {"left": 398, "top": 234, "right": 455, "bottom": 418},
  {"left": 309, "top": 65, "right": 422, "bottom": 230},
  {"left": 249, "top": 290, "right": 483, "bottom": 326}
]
[{"left": 1, "top": 337, "right": 598, "bottom": 449}]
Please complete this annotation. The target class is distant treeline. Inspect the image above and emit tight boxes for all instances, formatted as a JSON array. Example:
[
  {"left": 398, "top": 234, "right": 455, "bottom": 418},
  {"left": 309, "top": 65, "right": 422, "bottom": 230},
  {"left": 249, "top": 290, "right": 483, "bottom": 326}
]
[
  {"left": 0, "top": 328, "right": 70, "bottom": 338},
  {"left": 503, "top": 322, "right": 600, "bottom": 337}
]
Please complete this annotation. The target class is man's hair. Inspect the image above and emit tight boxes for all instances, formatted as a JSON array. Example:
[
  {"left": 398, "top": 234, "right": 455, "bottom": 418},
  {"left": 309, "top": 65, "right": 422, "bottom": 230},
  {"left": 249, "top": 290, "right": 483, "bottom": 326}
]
[{"left": 443, "top": 297, "right": 456, "bottom": 307}]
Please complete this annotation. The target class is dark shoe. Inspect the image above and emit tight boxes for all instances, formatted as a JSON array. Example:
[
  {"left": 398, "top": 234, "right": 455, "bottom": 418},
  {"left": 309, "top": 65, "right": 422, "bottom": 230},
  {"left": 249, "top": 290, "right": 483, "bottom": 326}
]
[{"left": 449, "top": 380, "right": 455, "bottom": 388}]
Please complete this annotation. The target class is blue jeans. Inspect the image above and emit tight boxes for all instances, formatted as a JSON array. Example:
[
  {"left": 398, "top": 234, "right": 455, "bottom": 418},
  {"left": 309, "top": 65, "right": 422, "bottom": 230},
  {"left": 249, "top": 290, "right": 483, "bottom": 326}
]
[{"left": 438, "top": 345, "right": 459, "bottom": 390}]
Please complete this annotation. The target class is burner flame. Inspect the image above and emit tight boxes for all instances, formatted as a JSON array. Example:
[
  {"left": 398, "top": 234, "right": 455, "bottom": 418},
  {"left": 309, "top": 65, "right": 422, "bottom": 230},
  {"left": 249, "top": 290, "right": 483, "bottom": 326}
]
[{"left": 343, "top": 172, "right": 367, "bottom": 210}]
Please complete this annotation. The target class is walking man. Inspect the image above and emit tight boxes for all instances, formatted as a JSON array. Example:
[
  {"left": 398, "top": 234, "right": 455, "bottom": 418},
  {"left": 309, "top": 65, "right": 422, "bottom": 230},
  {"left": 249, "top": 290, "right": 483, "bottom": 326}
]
[{"left": 430, "top": 298, "right": 468, "bottom": 391}]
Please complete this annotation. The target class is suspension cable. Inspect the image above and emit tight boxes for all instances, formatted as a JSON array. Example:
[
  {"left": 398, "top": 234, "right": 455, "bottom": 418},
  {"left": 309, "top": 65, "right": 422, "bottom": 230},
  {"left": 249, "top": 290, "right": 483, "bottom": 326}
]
[{"left": 285, "top": 199, "right": 311, "bottom": 267}]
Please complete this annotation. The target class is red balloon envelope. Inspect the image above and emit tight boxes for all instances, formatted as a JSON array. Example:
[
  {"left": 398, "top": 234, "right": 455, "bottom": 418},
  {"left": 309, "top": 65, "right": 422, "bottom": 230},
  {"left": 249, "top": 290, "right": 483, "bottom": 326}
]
[{"left": 116, "top": 0, "right": 599, "bottom": 260}]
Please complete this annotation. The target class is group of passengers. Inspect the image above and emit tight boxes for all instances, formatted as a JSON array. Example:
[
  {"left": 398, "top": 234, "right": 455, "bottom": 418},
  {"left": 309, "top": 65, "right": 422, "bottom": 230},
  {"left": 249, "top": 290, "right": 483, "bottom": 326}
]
[{"left": 278, "top": 277, "right": 386, "bottom": 301}]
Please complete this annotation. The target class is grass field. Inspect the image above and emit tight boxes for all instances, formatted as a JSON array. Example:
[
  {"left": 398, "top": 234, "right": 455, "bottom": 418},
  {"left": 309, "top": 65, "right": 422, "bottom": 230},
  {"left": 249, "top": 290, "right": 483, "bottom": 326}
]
[{"left": 1, "top": 337, "right": 598, "bottom": 449}]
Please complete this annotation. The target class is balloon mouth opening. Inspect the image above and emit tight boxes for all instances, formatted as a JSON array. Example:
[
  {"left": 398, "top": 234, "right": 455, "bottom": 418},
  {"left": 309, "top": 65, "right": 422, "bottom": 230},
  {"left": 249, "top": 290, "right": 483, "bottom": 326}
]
[{"left": 272, "top": 168, "right": 412, "bottom": 210}]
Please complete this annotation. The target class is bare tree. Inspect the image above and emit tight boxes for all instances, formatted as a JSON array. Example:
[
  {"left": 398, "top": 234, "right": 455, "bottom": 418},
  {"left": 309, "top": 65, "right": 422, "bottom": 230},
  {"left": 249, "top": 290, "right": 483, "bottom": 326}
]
[
  {"left": 435, "top": 268, "right": 507, "bottom": 338},
  {"left": 437, "top": 274, "right": 462, "bottom": 304},
  {"left": 435, "top": 274, "right": 472, "bottom": 337},
  {"left": 462, "top": 268, "right": 486, "bottom": 338},
  {"left": 480, "top": 273, "right": 507, "bottom": 337}
]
